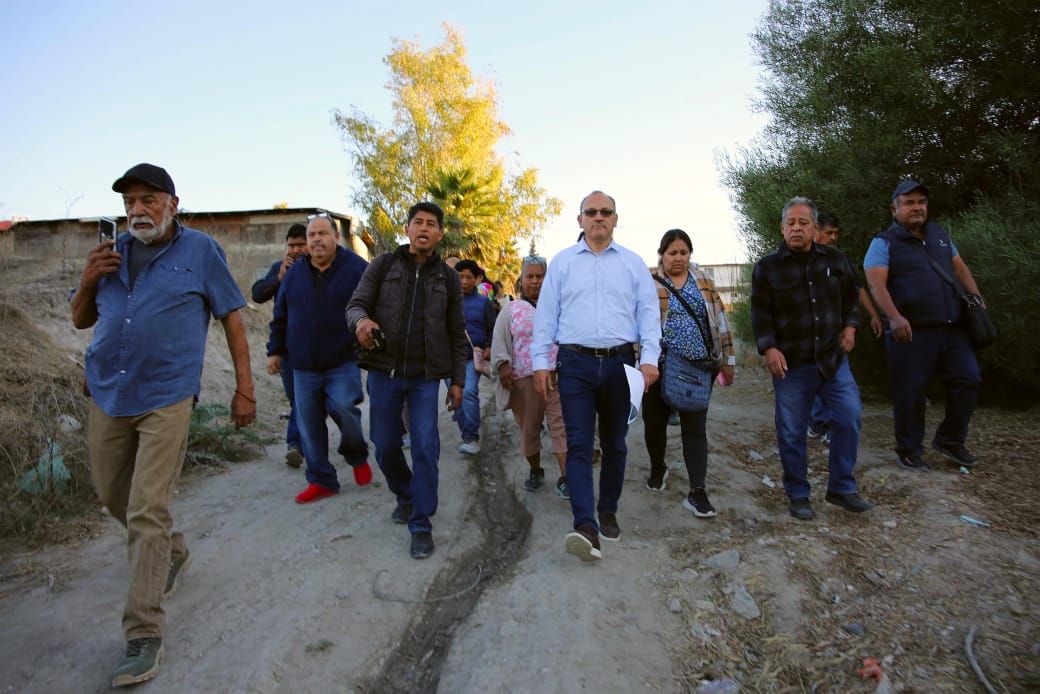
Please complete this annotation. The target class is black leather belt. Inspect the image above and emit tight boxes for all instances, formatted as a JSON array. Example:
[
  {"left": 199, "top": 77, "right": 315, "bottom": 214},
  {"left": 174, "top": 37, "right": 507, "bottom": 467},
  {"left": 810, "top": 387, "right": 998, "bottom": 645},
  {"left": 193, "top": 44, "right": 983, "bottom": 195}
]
[{"left": 560, "top": 343, "right": 635, "bottom": 358}]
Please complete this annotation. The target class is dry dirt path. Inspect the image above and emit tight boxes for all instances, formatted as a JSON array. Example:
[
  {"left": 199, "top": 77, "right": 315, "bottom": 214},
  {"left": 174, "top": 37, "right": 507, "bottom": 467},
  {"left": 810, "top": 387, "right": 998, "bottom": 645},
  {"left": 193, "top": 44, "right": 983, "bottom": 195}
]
[{"left": 1, "top": 365, "right": 1037, "bottom": 693}]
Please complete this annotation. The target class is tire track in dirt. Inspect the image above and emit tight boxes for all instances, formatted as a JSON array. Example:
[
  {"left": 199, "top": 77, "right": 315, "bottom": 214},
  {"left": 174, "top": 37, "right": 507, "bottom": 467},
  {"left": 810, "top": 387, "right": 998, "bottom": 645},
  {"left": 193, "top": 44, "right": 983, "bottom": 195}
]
[{"left": 356, "top": 400, "right": 530, "bottom": 693}]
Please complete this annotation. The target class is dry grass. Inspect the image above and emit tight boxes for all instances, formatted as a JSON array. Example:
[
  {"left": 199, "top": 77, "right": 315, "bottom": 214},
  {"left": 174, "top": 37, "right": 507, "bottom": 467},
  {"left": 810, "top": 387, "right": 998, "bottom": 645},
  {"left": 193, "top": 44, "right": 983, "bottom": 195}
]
[
  {"left": 669, "top": 366, "right": 1040, "bottom": 693},
  {"left": 0, "top": 303, "right": 97, "bottom": 546}
]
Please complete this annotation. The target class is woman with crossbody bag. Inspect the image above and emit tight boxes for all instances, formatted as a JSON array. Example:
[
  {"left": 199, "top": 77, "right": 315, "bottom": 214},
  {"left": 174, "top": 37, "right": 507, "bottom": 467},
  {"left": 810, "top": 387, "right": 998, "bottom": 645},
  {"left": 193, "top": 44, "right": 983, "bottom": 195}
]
[{"left": 642, "top": 229, "right": 735, "bottom": 518}]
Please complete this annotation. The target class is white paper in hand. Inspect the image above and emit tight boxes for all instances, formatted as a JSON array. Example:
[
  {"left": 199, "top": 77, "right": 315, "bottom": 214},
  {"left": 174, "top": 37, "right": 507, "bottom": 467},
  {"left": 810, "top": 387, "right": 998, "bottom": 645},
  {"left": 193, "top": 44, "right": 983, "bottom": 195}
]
[{"left": 623, "top": 364, "right": 645, "bottom": 424}]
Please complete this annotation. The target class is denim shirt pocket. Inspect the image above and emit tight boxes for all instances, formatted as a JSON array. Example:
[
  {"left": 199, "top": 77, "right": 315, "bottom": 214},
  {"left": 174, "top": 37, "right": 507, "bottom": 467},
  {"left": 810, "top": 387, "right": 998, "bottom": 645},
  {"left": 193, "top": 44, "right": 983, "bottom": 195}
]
[{"left": 153, "top": 262, "right": 199, "bottom": 297}]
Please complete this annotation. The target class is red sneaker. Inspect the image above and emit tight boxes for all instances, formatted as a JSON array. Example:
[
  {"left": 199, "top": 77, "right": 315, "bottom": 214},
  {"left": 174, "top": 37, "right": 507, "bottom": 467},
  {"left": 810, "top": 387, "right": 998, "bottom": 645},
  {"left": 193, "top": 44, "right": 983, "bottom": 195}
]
[
  {"left": 353, "top": 462, "right": 373, "bottom": 486},
  {"left": 295, "top": 483, "right": 337, "bottom": 504}
]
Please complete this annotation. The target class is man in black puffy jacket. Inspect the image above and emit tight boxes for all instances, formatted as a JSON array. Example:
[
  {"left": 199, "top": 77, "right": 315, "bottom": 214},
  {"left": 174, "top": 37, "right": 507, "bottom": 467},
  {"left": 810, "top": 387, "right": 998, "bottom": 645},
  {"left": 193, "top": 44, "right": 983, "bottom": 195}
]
[{"left": 346, "top": 201, "right": 467, "bottom": 559}]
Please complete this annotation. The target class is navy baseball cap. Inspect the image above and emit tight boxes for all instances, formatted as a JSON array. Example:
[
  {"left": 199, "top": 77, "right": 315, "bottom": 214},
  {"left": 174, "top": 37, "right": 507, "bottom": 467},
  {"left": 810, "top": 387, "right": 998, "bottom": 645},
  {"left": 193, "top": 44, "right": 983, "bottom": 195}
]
[
  {"left": 112, "top": 163, "right": 176, "bottom": 196},
  {"left": 892, "top": 180, "right": 929, "bottom": 201}
]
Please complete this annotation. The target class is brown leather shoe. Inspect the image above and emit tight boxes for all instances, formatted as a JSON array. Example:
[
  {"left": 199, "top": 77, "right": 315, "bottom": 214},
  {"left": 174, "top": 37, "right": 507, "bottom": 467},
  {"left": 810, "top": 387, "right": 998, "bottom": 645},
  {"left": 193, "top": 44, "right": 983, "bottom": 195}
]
[
  {"left": 565, "top": 524, "right": 602, "bottom": 561},
  {"left": 598, "top": 511, "right": 621, "bottom": 542}
]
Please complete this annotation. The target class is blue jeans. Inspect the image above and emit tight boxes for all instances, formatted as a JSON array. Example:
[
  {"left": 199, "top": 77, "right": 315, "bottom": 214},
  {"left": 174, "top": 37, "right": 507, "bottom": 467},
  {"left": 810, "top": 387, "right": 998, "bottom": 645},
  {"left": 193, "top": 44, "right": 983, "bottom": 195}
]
[
  {"left": 556, "top": 348, "right": 634, "bottom": 532},
  {"left": 885, "top": 325, "right": 980, "bottom": 457},
  {"left": 772, "top": 357, "right": 861, "bottom": 499},
  {"left": 368, "top": 371, "right": 441, "bottom": 533},
  {"left": 280, "top": 351, "right": 300, "bottom": 450},
  {"left": 294, "top": 361, "right": 368, "bottom": 492},
  {"left": 809, "top": 393, "right": 828, "bottom": 435},
  {"left": 453, "top": 359, "right": 481, "bottom": 442}
]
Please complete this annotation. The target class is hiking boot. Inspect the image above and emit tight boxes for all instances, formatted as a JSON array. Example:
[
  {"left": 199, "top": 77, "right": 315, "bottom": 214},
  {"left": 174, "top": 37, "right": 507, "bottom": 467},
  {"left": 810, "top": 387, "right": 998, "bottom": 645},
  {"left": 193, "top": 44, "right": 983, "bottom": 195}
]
[
  {"left": 352, "top": 461, "right": 373, "bottom": 486},
  {"left": 111, "top": 637, "right": 164, "bottom": 688},
  {"left": 459, "top": 440, "right": 481, "bottom": 455},
  {"left": 391, "top": 502, "right": 413, "bottom": 525},
  {"left": 598, "top": 511, "right": 620, "bottom": 542},
  {"left": 524, "top": 468, "right": 545, "bottom": 492},
  {"left": 683, "top": 488, "right": 717, "bottom": 518},
  {"left": 932, "top": 441, "right": 978, "bottom": 468},
  {"left": 825, "top": 490, "right": 873, "bottom": 513},
  {"left": 645, "top": 467, "right": 669, "bottom": 491},
  {"left": 163, "top": 551, "right": 191, "bottom": 600},
  {"left": 565, "top": 524, "right": 602, "bottom": 562},
  {"left": 896, "top": 452, "right": 930, "bottom": 472},
  {"left": 788, "top": 497, "right": 815, "bottom": 520},
  {"left": 555, "top": 476, "right": 570, "bottom": 500},
  {"left": 295, "top": 483, "right": 337, "bottom": 504},
  {"left": 284, "top": 448, "right": 304, "bottom": 468},
  {"left": 410, "top": 531, "right": 434, "bottom": 559}
]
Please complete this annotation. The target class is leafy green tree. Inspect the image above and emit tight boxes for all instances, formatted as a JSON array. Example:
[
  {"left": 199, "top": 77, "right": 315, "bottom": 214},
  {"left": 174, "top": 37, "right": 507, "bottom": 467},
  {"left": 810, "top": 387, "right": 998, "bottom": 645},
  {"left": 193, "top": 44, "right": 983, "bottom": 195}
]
[
  {"left": 334, "top": 25, "right": 561, "bottom": 283},
  {"left": 721, "top": 0, "right": 1040, "bottom": 393}
]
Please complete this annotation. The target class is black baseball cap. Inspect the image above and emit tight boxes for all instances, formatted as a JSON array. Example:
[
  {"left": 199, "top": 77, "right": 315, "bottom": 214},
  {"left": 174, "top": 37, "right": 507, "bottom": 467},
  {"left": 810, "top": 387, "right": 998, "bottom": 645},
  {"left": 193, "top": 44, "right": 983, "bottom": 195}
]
[
  {"left": 892, "top": 180, "right": 929, "bottom": 201},
  {"left": 112, "top": 163, "right": 176, "bottom": 196}
]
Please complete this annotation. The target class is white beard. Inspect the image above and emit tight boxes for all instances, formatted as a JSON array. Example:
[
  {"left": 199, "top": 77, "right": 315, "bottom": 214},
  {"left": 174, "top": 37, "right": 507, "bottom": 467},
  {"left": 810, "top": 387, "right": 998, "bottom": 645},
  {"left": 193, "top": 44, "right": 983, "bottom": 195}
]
[{"left": 129, "top": 213, "right": 171, "bottom": 245}]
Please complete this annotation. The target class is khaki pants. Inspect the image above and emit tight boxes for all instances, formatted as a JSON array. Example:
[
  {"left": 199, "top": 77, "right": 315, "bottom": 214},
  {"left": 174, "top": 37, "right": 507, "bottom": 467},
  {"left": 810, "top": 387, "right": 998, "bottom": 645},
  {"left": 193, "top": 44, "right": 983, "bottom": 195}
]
[{"left": 88, "top": 397, "right": 192, "bottom": 640}]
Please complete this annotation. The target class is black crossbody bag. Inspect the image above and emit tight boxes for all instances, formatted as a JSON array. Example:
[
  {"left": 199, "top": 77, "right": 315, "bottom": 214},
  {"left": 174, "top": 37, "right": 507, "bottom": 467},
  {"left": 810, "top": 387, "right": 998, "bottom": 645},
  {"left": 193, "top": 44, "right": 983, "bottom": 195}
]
[{"left": 910, "top": 244, "right": 996, "bottom": 350}]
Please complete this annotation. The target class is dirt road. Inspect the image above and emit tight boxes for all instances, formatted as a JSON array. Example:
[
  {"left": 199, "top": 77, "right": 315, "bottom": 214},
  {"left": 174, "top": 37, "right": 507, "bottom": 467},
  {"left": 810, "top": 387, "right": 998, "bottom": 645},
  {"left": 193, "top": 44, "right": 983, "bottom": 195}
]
[{"left": 1, "top": 344, "right": 1037, "bottom": 692}]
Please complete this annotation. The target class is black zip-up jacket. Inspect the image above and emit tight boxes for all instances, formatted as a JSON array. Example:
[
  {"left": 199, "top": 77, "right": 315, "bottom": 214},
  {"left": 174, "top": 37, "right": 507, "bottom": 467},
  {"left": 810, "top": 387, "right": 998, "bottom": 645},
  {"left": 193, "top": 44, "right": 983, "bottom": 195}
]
[{"left": 346, "top": 245, "right": 467, "bottom": 385}]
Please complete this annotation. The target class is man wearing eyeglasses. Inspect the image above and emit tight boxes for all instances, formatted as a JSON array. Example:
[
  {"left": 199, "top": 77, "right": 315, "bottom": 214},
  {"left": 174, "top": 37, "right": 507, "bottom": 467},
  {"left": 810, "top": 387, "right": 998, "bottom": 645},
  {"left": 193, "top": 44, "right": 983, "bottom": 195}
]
[
  {"left": 267, "top": 213, "right": 372, "bottom": 504},
  {"left": 347, "top": 202, "right": 467, "bottom": 560},
  {"left": 252, "top": 223, "right": 309, "bottom": 468},
  {"left": 71, "top": 163, "right": 256, "bottom": 687},
  {"left": 532, "top": 191, "right": 661, "bottom": 562}
]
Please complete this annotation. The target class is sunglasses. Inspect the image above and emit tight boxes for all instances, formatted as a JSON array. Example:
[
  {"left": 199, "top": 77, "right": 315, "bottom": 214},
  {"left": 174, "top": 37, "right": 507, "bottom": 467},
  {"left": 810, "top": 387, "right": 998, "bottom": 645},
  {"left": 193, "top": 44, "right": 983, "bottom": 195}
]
[
  {"left": 307, "top": 212, "right": 331, "bottom": 220},
  {"left": 582, "top": 208, "right": 615, "bottom": 218}
]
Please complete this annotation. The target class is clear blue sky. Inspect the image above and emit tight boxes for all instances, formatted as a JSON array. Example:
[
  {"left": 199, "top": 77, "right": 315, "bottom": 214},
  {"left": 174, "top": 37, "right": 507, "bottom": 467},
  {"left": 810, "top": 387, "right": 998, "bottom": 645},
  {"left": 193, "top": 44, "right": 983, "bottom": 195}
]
[{"left": 1, "top": 0, "right": 770, "bottom": 265}]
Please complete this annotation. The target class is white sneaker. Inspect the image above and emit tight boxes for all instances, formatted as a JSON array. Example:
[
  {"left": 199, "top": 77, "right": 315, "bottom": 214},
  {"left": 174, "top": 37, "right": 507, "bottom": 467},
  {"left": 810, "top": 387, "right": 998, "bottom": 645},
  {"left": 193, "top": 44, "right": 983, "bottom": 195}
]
[{"left": 459, "top": 440, "right": 481, "bottom": 455}]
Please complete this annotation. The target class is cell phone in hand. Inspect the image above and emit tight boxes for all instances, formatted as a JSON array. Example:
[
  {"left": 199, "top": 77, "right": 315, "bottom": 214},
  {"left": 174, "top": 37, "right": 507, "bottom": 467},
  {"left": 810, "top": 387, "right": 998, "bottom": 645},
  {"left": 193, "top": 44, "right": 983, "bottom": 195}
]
[
  {"left": 370, "top": 327, "right": 386, "bottom": 352},
  {"left": 98, "top": 217, "right": 117, "bottom": 244}
]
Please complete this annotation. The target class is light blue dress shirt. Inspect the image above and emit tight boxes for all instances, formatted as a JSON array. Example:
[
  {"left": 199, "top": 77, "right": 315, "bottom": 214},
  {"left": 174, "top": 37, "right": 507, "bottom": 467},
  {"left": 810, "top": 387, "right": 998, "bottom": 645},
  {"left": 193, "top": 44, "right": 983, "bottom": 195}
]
[{"left": 532, "top": 238, "right": 661, "bottom": 370}]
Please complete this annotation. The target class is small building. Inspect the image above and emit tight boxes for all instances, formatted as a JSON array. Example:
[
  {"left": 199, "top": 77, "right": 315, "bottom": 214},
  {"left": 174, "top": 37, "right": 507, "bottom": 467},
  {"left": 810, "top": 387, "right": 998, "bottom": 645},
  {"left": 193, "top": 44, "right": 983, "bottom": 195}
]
[
  {"left": 697, "top": 263, "right": 749, "bottom": 312},
  {"left": 1, "top": 207, "right": 390, "bottom": 293}
]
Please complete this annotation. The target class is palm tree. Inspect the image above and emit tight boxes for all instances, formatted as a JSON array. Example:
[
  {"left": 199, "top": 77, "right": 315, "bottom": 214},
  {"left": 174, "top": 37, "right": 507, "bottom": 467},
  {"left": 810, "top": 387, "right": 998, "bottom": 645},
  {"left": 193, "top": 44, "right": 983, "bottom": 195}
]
[{"left": 424, "top": 167, "right": 504, "bottom": 268}]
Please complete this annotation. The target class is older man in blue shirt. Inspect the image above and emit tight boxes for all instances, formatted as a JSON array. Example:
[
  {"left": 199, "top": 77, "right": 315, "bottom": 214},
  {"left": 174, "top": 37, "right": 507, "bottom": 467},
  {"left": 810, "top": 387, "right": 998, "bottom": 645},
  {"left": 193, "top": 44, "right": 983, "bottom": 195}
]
[
  {"left": 533, "top": 190, "right": 661, "bottom": 562},
  {"left": 71, "top": 163, "right": 255, "bottom": 688}
]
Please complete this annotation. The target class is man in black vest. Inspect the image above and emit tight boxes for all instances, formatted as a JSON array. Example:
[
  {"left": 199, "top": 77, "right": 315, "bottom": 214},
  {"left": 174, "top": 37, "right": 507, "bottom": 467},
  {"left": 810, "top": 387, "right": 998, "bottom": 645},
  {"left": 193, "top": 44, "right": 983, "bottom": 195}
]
[{"left": 864, "top": 181, "right": 985, "bottom": 471}]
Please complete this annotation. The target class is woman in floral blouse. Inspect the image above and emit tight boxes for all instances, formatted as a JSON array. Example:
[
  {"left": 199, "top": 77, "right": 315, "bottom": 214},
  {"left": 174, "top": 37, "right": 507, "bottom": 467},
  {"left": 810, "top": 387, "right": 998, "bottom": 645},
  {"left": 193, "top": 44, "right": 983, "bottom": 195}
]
[
  {"left": 490, "top": 256, "right": 569, "bottom": 499},
  {"left": 643, "top": 229, "right": 735, "bottom": 518}
]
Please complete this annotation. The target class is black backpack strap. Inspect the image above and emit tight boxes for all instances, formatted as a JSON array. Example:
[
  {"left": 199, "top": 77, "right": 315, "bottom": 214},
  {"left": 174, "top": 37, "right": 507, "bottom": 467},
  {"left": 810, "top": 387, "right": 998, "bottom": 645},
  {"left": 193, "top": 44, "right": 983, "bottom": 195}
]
[{"left": 653, "top": 274, "right": 716, "bottom": 358}]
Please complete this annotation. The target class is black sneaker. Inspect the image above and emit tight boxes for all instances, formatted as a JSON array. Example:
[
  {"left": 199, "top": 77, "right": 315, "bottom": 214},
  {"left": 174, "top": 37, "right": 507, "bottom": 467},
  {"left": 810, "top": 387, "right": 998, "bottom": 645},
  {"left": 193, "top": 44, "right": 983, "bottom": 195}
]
[
  {"left": 555, "top": 476, "right": 570, "bottom": 500},
  {"left": 645, "top": 468, "right": 668, "bottom": 491},
  {"left": 825, "top": 490, "right": 873, "bottom": 513},
  {"left": 163, "top": 550, "right": 191, "bottom": 600},
  {"left": 410, "top": 531, "right": 434, "bottom": 559},
  {"left": 111, "top": 637, "right": 164, "bottom": 688},
  {"left": 789, "top": 497, "right": 814, "bottom": 520},
  {"left": 391, "top": 502, "right": 413, "bottom": 525},
  {"left": 807, "top": 425, "right": 824, "bottom": 439},
  {"left": 524, "top": 468, "right": 545, "bottom": 491},
  {"left": 932, "top": 441, "right": 978, "bottom": 468},
  {"left": 565, "top": 524, "right": 601, "bottom": 562},
  {"left": 897, "top": 452, "right": 930, "bottom": 472},
  {"left": 683, "top": 488, "right": 717, "bottom": 518},
  {"left": 598, "top": 511, "right": 620, "bottom": 542}
]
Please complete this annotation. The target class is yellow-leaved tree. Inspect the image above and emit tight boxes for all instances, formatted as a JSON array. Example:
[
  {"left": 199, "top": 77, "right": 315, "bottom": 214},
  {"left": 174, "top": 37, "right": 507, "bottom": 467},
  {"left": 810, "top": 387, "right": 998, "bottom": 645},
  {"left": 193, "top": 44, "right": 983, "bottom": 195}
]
[{"left": 333, "top": 24, "right": 561, "bottom": 285}]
